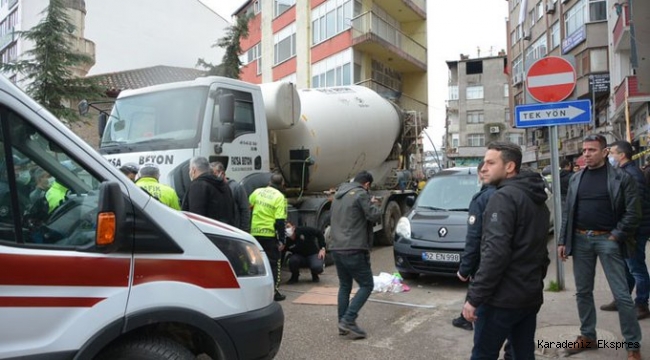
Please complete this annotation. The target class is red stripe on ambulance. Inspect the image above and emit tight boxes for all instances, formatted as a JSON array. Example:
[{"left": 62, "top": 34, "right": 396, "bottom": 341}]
[
  {"left": 0, "top": 297, "right": 104, "bottom": 307},
  {"left": 133, "top": 259, "right": 239, "bottom": 289}
]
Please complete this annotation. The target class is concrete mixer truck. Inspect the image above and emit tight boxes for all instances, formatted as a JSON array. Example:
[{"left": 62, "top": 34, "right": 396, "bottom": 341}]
[{"left": 98, "top": 76, "right": 418, "bottom": 245}]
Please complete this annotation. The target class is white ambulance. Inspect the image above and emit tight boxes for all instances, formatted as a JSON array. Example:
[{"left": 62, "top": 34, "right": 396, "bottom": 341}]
[{"left": 0, "top": 76, "right": 283, "bottom": 359}]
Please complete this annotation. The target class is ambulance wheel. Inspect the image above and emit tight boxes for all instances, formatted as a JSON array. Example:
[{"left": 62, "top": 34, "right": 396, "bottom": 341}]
[{"left": 97, "top": 336, "right": 194, "bottom": 360}]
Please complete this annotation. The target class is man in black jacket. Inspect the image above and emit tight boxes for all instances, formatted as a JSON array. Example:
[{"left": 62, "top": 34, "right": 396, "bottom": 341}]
[
  {"left": 182, "top": 156, "right": 235, "bottom": 225},
  {"left": 210, "top": 162, "right": 251, "bottom": 232},
  {"left": 601, "top": 140, "right": 650, "bottom": 320},
  {"left": 285, "top": 222, "right": 327, "bottom": 284},
  {"left": 559, "top": 159, "right": 573, "bottom": 202},
  {"left": 558, "top": 134, "right": 641, "bottom": 359},
  {"left": 462, "top": 142, "right": 550, "bottom": 360},
  {"left": 452, "top": 160, "right": 497, "bottom": 331}
]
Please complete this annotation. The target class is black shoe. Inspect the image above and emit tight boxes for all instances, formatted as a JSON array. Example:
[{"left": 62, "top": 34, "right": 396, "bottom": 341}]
[
  {"left": 287, "top": 275, "right": 299, "bottom": 284},
  {"left": 312, "top": 274, "right": 320, "bottom": 283},
  {"left": 600, "top": 300, "right": 617, "bottom": 311},
  {"left": 274, "top": 291, "right": 286, "bottom": 301},
  {"left": 338, "top": 320, "right": 367, "bottom": 339},
  {"left": 338, "top": 329, "right": 349, "bottom": 336},
  {"left": 452, "top": 314, "right": 473, "bottom": 331}
]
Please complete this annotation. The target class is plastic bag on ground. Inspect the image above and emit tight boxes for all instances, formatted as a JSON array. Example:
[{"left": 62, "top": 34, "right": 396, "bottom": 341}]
[{"left": 372, "top": 272, "right": 408, "bottom": 293}]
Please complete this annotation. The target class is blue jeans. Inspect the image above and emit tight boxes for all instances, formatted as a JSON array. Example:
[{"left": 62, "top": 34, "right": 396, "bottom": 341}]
[
  {"left": 471, "top": 304, "right": 540, "bottom": 360},
  {"left": 625, "top": 234, "right": 650, "bottom": 306},
  {"left": 572, "top": 232, "right": 641, "bottom": 347},
  {"left": 333, "top": 251, "right": 373, "bottom": 323},
  {"left": 288, "top": 253, "right": 324, "bottom": 276}
]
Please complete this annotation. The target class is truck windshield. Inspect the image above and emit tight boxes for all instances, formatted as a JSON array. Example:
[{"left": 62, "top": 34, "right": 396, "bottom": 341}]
[{"left": 100, "top": 87, "right": 208, "bottom": 148}]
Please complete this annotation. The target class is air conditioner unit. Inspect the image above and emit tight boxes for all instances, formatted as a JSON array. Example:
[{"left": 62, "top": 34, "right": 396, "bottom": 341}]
[
  {"left": 523, "top": 31, "right": 531, "bottom": 41},
  {"left": 535, "top": 129, "right": 544, "bottom": 139},
  {"left": 546, "top": 1, "right": 556, "bottom": 13},
  {"left": 489, "top": 126, "right": 500, "bottom": 134},
  {"left": 513, "top": 73, "right": 523, "bottom": 85}
]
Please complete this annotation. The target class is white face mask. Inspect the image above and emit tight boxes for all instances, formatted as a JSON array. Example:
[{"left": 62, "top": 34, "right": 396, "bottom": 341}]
[
  {"left": 285, "top": 227, "right": 294, "bottom": 238},
  {"left": 47, "top": 176, "right": 55, "bottom": 187}
]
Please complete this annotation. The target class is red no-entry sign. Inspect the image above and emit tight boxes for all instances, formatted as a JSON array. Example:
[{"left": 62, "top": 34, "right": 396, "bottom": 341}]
[{"left": 526, "top": 57, "right": 576, "bottom": 103}]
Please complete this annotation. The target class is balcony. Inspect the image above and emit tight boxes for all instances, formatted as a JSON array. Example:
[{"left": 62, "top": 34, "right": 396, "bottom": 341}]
[
  {"left": 8, "top": 0, "right": 18, "bottom": 9},
  {"left": 351, "top": 11, "right": 426, "bottom": 73},
  {"left": 0, "top": 27, "right": 14, "bottom": 52},
  {"left": 614, "top": 76, "right": 650, "bottom": 110},
  {"left": 372, "top": 0, "right": 426, "bottom": 22},
  {"left": 613, "top": 4, "right": 631, "bottom": 52}
]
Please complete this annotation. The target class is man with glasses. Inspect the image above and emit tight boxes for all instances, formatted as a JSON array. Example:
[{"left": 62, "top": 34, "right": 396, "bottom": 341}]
[{"left": 558, "top": 134, "right": 642, "bottom": 360}]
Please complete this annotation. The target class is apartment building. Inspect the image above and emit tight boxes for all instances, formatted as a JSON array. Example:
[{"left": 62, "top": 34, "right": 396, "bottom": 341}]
[
  {"left": 0, "top": 0, "right": 95, "bottom": 81},
  {"left": 507, "top": 0, "right": 649, "bottom": 167},
  {"left": 445, "top": 53, "right": 523, "bottom": 167},
  {"left": 234, "top": 0, "right": 428, "bottom": 173}
]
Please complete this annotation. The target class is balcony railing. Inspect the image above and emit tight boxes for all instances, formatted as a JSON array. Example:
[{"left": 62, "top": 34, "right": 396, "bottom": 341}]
[
  {"left": 614, "top": 76, "right": 650, "bottom": 109},
  {"left": 351, "top": 11, "right": 426, "bottom": 67},
  {"left": 406, "top": 0, "right": 426, "bottom": 14},
  {"left": 613, "top": 4, "right": 631, "bottom": 51},
  {"left": 0, "top": 27, "right": 15, "bottom": 52},
  {"left": 8, "top": 0, "right": 18, "bottom": 9}
]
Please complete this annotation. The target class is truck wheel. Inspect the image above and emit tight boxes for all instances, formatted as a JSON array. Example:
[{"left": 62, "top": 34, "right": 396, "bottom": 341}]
[
  {"left": 96, "top": 336, "right": 195, "bottom": 360},
  {"left": 318, "top": 210, "right": 334, "bottom": 266},
  {"left": 377, "top": 201, "right": 401, "bottom": 246}
]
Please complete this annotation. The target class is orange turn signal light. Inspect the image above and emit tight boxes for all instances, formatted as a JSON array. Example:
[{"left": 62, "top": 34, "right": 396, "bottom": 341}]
[{"left": 96, "top": 212, "right": 116, "bottom": 246}]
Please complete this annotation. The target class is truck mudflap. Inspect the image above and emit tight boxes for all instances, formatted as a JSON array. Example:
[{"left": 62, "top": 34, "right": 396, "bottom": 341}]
[{"left": 217, "top": 302, "right": 284, "bottom": 360}]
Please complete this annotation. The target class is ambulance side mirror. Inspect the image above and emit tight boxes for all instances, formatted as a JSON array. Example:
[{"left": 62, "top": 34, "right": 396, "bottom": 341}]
[{"left": 95, "top": 181, "right": 126, "bottom": 253}]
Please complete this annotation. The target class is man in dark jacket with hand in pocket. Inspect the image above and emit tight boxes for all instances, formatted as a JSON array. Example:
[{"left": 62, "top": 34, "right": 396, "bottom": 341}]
[{"left": 463, "top": 142, "right": 550, "bottom": 360}]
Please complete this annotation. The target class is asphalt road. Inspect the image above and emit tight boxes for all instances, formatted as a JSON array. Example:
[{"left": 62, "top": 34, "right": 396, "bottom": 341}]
[{"left": 274, "top": 245, "right": 475, "bottom": 360}]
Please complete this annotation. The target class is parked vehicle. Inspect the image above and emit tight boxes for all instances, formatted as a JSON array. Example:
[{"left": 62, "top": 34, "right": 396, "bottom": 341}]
[
  {"left": 95, "top": 78, "right": 421, "bottom": 245},
  {"left": 0, "top": 76, "right": 283, "bottom": 359}
]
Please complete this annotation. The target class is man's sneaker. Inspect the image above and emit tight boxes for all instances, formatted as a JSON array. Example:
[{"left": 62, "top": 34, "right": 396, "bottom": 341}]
[
  {"left": 274, "top": 291, "right": 286, "bottom": 301},
  {"left": 565, "top": 335, "right": 597, "bottom": 355},
  {"left": 636, "top": 304, "right": 650, "bottom": 320},
  {"left": 338, "top": 320, "right": 367, "bottom": 340},
  {"left": 600, "top": 300, "right": 617, "bottom": 311},
  {"left": 312, "top": 273, "right": 320, "bottom": 283},
  {"left": 451, "top": 314, "right": 473, "bottom": 331},
  {"left": 338, "top": 329, "right": 349, "bottom": 336},
  {"left": 287, "top": 275, "right": 299, "bottom": 284}
]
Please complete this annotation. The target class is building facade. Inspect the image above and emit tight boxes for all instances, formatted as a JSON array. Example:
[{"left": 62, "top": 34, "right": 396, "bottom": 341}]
[
  {"left": 234, "top": 0, "right": 428, "bottom": 175},
  {"left": 507, "top": 0, "right": 649, "bottom": 167},
  {"left": 445, "top": 53, "right": 522, "bottom": 167}
]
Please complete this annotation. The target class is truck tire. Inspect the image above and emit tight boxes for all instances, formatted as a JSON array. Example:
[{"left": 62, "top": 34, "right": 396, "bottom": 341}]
[
  {"left": 377, "top": 201, "right": 401, "bottom": 246},
  {"left": 96, "top": 336, "right": 195, "bottom": 360},
  {"left": 318, "top": 210, "right": 334, "bottom": 266}
]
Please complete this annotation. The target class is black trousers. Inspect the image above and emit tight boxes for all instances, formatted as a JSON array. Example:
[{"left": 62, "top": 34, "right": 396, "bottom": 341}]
[{"left": 256, "top": 236, "right": 281, "bottom": 290}]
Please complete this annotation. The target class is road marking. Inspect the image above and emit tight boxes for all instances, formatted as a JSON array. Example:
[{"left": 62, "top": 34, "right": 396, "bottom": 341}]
[{"left": 282, "top": 288, "right": 436, "bottom": 309}]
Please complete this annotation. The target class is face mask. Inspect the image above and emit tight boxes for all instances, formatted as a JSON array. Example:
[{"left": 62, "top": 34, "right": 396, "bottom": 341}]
[
  {"left": 608, "top": 156, "right": 618, "bottom": 167},
  {"left": 285, "top": 227, "right": 294, "bottom": 238},
  {"left": 17, "top": 170, "right": 31, "bottom": 185},
  {"left": 47, "top": 177, "right": 55, "bottom": 187},
  {"left": 215, "top": 172, "right": 224, "bottom": 181}
]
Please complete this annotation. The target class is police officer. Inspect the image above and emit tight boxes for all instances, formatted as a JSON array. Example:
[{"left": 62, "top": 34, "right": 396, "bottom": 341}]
[
  {"left": 136, "top": 163, "right": 181, "bottom": 210},
  {"left": 249, "top": 173, "right": 288, "bottom": 301}
]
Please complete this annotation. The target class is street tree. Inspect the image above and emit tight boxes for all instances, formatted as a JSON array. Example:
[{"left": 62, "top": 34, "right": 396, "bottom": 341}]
[
  {"left": 197, "top": 13, "right": 252, "bottom": 79},
  {"left": 0, "top": 0, "right": 103, "bottom": 123}
]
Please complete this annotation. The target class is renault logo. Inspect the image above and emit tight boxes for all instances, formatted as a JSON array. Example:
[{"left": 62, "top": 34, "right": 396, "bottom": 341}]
[{"left": 438, "top": 227, "right": 448, "bottom": 237}]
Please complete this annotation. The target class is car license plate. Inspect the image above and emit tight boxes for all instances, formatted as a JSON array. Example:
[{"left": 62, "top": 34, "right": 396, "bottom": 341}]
[{"left": 422, "top": 252, "right": 460, "bottom": 262}]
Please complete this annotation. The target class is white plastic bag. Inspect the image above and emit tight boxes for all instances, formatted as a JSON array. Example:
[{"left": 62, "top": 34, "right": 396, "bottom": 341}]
[{"left": 373, "top": 272, "right": 404, "bottom": 293}]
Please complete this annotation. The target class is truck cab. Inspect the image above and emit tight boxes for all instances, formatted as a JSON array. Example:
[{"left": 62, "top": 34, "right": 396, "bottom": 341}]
[{"left": 0, "top": 77, "right": 282, "bottom": 359}]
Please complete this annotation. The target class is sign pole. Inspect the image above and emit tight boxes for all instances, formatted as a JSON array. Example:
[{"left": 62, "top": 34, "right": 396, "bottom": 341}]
[{"left": 549, "top": 126, "right": 565, "bottom": 290}]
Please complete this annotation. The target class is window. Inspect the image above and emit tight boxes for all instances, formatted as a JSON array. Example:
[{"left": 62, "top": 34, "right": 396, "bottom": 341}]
[
  {"left": 505, "top": 109, "right": 511, "bottom": 123},
  {"left": 525, "top": 35, "right": 547, "bottom": 65},
  {"left": 449, "top": 85, "right": 459, "bottom": 100},
  {"left": 466, "top": 111, "right": 484, "bottom": 124},
  {"left": 536, "top": 1, "right": 544, "bottom": 19},
  {"left": 2, "top": 42, "right": 17, "bottom": 63},
  {"left": 274, "top": 0, "right": 296, "bottom": 18},
  {"left": 507, "top": 133, "right": 525, "bottom": 146},
  {"left": 313, "top": 0, "right": 357, "bottom": 44},
  {"left": 211, "top": 88, "right": 256, "bottom": 141},
  {"left": 504, "top": 84, "right": 509, "bottom": 97},
  {"left": 467, "top": 134, "right": 485, "bottom": 147},
  {"left": 274, "top": 23, "right": 296, "bottom": 65},
  {"left": 564, "top": 0, "right": 585, "bottom": 37},
  {"left": 241, "top": 43, "right": 262, "bottom": 75},
  {"left": 311, "top": 49, "right": 353, "bottom": 87},
  {"left": 551, "top": 21, "right": 560, "bottom": 49},
  {"left": 451, "top": 134, "right": 459, "bottom": 148},
  {"left": 0, "top": 109, "right": 102, "bottom": 247},
  {"left": 512, "top": 56, "right": 523, "bottom": 78},
  {"left": 466, "top": 86, "right": 484, "bottom": 100},
  {"left": 588, "top": 0, "right": 606, "bottom": 22},
  {"left": 371, "top": 59, "right": 402, "bottom": 91}
]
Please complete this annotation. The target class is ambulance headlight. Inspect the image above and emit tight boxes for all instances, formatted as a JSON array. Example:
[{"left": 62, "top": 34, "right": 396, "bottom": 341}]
[{"left": 207, "top": 235, "right": 267, "bottom": 277}]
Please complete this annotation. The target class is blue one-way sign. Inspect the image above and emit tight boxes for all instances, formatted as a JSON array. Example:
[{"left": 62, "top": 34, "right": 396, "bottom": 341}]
[{"left": 515, "top": 100, "right": 591, "bottom": 128}]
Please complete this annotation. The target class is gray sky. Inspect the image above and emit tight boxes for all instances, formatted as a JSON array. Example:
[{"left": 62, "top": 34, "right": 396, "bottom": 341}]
[{"left": 199, "top": 0, "right": 509, "bottom": 150}]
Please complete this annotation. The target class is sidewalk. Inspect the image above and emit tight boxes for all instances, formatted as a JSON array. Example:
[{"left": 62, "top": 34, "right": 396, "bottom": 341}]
[{"left": 536, "top": 240, "right": 648, "bottom": 359}]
